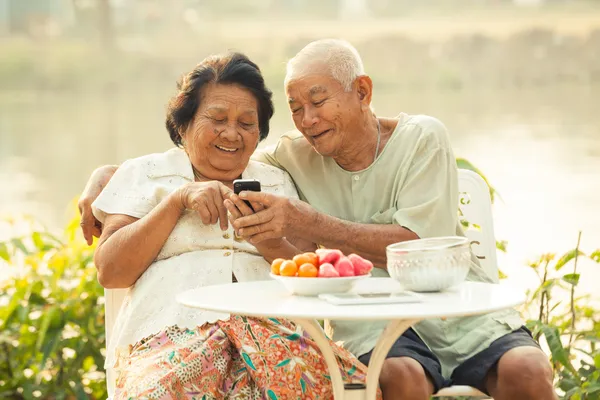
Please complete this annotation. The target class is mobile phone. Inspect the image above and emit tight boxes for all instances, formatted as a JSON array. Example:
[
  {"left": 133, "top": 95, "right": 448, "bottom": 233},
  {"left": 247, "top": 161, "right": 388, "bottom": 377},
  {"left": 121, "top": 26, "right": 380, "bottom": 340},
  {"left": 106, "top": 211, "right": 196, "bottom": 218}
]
[
  {"left": 318, "top": 291, "right": 423, "bottom": 306},
  {"left": 233, "top": 179, "right": 261, "bottom": 210}
]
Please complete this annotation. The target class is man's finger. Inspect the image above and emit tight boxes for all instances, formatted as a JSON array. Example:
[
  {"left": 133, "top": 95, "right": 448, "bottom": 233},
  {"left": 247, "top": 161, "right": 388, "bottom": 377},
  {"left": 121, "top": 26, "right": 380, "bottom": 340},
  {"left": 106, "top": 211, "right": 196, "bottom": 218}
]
[
  {"left": 250, "top": 201, "right": 264, "bottom": 212},
  {"left": 238, "top": 224, "right": 264, "bottom": 238},
  {"left": 233, "top": 209, "right": 272, "bottom": 229},
  {"left": 80, "top": 209, "right": 95, "bottom": 245},
  {"left": 224, "top": 199, "right": 242, "bottom": 220},
  {"left": 231, "top": 194, "right": 254, "bottom": 217},
  {"left": 248, "top": 231, "right": 278, "bottom": 244},
  {"left": 239, "top": 191, "right": 274, "bottom": 206}
]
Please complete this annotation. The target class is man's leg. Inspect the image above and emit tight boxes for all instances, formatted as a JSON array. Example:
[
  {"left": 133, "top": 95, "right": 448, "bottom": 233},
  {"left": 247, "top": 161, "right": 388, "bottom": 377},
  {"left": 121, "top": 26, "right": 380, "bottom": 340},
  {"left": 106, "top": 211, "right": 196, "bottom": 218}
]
[
  {"left": 450, "top": 327, "right": 557, "bottom": 400},
  {"left": 358, "top": 328, "right": 444, "bottom": 400}
]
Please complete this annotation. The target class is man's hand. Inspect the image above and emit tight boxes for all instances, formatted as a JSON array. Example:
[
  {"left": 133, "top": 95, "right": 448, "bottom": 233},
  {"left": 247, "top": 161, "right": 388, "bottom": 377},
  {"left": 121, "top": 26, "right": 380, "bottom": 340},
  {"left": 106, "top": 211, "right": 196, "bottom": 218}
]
[
  {"left": 230, "top": 191, "right": 317, "bottom": 243},
  {"left": 78, "top": 165, "right": 118, "bottom": 245},
  {"left": 177, "top": 181, "right": 234, "bottom": 231}
]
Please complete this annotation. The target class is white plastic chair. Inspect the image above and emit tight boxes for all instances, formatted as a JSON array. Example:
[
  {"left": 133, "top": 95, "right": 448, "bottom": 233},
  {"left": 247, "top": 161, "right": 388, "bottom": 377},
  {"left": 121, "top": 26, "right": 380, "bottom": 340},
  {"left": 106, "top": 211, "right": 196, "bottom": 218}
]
[
  {"left": 432, "top": 169, "right": 497, "bottom": 399},
  {"left": 104, "top": 288, "right": 127, "bottom": 399},
  {"left": 103, "top": 169, "right": 497, "bottom": 399}
]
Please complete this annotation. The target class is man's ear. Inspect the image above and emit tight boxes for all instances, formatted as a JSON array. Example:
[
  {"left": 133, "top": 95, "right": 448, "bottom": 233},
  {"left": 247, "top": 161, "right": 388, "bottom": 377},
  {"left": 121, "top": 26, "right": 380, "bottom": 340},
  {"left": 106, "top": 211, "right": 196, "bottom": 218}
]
[{"left": 355, "top": 75, "right": 373, "bottom": 110}]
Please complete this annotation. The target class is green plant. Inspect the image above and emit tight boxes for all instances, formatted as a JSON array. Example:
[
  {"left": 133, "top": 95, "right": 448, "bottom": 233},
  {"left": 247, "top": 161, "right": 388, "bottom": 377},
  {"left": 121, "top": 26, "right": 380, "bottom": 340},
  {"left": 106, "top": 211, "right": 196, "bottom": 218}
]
[
  {"left": 525, "top": 232, "right": 600, "bottom": 399},
  {"left": 0, "top": 213, "right": 107, "bottom": 400}
]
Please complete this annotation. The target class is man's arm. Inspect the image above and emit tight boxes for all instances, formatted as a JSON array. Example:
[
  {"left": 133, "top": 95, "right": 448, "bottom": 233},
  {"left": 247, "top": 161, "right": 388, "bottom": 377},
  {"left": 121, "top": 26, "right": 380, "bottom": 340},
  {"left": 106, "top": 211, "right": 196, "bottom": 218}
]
[
  {"left": 78, "top": 165, "right": 119, "bottom": 244},
  {"left": 233, "top": 193, "right": 416, "bottom": 267}
]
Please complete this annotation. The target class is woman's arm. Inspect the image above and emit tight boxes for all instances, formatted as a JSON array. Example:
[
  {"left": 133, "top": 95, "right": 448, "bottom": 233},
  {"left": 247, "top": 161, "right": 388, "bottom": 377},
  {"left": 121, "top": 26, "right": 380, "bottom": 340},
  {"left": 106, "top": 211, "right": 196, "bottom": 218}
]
[
  {"left": 94, "top": 191, "right": 184, "bottom": 289},
  {"left": 95, "top": 180, "right": 233, "bottom": 288}
]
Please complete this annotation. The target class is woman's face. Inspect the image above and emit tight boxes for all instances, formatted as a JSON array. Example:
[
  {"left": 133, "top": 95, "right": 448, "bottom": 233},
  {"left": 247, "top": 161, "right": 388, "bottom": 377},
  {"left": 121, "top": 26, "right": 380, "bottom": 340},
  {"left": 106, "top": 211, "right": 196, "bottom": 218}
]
[{"left": 182, "top": 83, "right": 261, "bottom": 182}]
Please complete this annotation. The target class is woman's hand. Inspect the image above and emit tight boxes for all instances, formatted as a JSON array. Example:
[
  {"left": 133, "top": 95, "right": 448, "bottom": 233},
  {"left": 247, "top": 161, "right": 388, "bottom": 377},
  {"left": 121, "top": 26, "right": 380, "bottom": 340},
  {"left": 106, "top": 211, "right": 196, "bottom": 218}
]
[
  {"left": 177, "top": 181, "right": 234, "bottom": 231},
  {"left": 78, "top": 165, "right": 119, "bottom": 245}
]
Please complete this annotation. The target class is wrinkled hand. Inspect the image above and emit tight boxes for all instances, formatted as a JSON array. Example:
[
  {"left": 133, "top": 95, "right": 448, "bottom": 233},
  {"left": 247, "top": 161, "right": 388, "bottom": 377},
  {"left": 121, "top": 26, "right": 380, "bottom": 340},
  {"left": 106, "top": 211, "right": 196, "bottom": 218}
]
[
  {"left": 178, "top": 181, "right": 233, "bottom": 230},
  {"left": 230, "top": 191, "right": 314, "bottom": 243},
  {"left": 78, "top": 165, "right": 117, "bottom": 245},
  {"left": 225, "top": 193, "right": 289, "bottom": 249}
]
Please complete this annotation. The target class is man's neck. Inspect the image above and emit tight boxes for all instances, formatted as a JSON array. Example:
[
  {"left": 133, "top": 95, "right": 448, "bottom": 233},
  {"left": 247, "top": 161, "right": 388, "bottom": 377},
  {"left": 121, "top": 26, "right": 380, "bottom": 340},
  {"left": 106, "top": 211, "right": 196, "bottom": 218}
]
[
  {"left": 333, "top": 132, "right": 377, "bottom": 172},
  {"left": 334, "top": 120, "right": 379, "bottom": 172}
]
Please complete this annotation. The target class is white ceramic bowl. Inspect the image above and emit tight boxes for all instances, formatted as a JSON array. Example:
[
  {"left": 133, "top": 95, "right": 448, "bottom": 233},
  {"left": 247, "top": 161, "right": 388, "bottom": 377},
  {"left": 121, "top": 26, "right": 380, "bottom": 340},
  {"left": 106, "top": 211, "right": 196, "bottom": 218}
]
[
  {"left": 270, "top": 273, "right": 371, "bottom": 296},
  {"left": 386, "top": 236, "right": 471, "bottom": 292}
]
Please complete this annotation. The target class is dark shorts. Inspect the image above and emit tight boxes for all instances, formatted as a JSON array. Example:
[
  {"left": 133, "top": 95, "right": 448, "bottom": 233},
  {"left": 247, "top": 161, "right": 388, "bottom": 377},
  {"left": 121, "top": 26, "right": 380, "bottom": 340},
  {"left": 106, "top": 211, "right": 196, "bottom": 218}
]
[{"left": 357, "top": 326, "right": 540, "bottom": 394}]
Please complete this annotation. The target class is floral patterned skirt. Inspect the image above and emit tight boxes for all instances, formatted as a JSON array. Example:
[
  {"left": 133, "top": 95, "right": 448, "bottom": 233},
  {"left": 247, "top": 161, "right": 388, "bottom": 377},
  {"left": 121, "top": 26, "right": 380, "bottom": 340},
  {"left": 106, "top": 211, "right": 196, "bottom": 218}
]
[{"left": 114, "top": 315, "right": 378, "bottom": 399}]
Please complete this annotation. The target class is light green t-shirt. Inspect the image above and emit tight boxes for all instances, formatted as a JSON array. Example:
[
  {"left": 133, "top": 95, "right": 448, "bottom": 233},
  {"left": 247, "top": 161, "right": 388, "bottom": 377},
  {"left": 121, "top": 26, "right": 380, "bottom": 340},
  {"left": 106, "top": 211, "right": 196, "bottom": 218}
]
[{"left": 252, "top": 113, "right": 523, "bottom": 377}]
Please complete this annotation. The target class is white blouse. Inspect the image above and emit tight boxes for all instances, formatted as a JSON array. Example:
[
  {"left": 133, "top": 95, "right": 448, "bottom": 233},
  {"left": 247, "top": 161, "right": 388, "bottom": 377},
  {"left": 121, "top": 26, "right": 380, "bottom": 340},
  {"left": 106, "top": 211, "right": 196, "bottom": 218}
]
[{"left": 92, "top": 148, "right": 298, "bottom": 369}]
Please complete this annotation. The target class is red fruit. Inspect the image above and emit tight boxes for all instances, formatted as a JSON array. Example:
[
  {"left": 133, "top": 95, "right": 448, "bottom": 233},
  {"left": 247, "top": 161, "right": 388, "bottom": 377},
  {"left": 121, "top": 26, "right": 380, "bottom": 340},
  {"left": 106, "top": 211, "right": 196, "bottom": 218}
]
[
  {"left": 315, "top": 249, "right": 343, "bottom": 266},
  {"left": 333, "top": 256, "right": 355, "bottom": 277},
  {"left": 318, "top": 263, "right": 340, "bottom": 278},
  {"left": 347, "top": 254, "right": 374, "bottom": 276}
]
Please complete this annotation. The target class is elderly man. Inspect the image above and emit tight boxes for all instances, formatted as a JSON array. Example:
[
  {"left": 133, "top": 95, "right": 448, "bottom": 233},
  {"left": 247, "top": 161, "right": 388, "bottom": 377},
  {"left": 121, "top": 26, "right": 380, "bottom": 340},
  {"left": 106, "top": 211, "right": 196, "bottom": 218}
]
[{"left": 79, "top": 39, "right": 556, "bottom": 400}]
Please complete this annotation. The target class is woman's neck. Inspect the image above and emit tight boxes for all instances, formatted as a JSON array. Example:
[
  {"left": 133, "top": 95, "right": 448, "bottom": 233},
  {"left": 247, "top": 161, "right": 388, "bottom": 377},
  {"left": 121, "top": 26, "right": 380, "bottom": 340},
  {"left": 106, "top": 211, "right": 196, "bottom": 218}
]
[{"left": 192, "top": 166, "right": 237, "bottom": 189}]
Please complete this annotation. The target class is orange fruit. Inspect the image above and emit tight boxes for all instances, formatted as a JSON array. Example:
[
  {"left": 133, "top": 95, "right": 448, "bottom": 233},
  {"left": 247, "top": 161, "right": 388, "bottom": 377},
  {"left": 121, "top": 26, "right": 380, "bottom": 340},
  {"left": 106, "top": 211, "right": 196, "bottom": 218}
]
[
  {"left": 298, "top": 263, "right": 318, "bottom": 278},
  {"left": 293, "top": 252, "right": 319, "bottom": 268},
  {"left": 270, "top": 258, "right": 285, "bottom": 275},
  {"left": 280, "top": 260, "right": 298, "bottom": 277}
]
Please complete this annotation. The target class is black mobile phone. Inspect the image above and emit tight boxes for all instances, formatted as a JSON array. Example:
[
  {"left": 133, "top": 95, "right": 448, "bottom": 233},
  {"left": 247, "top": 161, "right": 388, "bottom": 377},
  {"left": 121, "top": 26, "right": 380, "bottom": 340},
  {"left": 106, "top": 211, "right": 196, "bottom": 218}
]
[{"left": 233, "top": 179, "right": 261, "bottom": 210}]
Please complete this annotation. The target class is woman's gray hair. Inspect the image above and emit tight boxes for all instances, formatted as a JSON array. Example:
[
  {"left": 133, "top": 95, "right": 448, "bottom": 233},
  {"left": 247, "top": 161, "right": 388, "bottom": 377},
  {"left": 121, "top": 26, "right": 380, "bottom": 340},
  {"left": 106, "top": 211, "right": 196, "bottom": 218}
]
[{"left": 285, "top": 39, "right": 365, "bottom": 92}]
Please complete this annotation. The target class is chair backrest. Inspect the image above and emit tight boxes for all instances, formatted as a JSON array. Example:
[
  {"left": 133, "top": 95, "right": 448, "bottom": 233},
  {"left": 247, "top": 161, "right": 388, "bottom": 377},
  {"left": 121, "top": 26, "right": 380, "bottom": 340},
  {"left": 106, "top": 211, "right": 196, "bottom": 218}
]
[
  {"left": 104, "top": 288, "right": 127, "bottom": 398},
  {"left": 102, "top": 169, "right": 499, "bottom": 396},
  {"left": 457, "top": 169, "right": 499, "bottom": 282}
]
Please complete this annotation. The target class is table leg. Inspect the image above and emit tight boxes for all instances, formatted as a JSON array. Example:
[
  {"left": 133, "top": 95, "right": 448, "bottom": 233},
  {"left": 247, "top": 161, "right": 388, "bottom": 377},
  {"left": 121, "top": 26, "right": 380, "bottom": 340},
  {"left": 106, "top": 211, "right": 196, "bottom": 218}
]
[
  {"left": 364, "top": 319, "right": 420, "bottom": 400},
  {"left": 291, "top": 318, "right": 347, "bottom": 400}
]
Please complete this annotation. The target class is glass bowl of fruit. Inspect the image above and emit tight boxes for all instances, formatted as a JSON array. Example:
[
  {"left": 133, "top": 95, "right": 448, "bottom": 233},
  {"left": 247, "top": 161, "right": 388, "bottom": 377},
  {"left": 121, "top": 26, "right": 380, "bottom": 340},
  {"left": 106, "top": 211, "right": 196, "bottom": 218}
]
[{"left": 269, "top": 249, "right": 373, "bottom": 296}]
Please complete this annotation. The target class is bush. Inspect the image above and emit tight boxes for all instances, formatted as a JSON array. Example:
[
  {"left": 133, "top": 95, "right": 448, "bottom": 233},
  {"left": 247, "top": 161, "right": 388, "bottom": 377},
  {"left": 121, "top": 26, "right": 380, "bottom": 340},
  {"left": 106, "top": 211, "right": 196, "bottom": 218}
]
[{"left": 0, "top": 213, "right": 107, "bottom": 400}]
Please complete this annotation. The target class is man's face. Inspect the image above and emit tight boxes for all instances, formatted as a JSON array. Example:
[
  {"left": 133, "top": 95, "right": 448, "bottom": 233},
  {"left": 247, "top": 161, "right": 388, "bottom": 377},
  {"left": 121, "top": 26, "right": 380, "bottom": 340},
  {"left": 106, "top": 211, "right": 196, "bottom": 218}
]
[{"left": 285, "top": 71, "right": 362, "bottom": 157}]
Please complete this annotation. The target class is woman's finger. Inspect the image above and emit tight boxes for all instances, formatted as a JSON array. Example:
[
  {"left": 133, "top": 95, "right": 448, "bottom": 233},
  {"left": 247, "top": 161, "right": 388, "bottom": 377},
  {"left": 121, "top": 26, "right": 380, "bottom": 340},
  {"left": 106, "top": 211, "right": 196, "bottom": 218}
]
[
  {"left": 212, "top": 190, "right": 229, "bottom": 231},
  {"left": 194, "top": 197, "right": 212, "bottom": 225},
  {"left": 205, "top": 196, "right": 220, "bottom": 226}
]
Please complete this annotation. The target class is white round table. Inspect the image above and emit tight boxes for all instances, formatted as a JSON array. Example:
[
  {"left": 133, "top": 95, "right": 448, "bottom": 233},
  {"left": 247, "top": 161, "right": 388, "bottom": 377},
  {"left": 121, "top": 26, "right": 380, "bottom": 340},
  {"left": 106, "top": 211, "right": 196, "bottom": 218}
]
[{"left": 177, "top": 278, "right": 525, "bottom": 400}]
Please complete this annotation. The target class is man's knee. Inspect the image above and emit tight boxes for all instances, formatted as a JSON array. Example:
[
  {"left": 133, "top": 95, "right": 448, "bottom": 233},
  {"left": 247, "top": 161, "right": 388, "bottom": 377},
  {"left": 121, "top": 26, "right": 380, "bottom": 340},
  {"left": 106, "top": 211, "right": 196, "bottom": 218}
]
[
  {"left": 495, "top": 347, "right": 556, "bottom": 397},
  {"left": 379, "top": 357, "right": 434, "bottom": 399}
]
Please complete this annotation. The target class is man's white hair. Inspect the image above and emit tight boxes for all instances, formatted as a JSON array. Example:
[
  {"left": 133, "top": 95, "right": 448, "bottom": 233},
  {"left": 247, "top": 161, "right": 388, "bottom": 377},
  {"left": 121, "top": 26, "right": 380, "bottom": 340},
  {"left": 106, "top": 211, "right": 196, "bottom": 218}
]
[{"left": 285, "top": 39, "right": 365, "bottom": 92}]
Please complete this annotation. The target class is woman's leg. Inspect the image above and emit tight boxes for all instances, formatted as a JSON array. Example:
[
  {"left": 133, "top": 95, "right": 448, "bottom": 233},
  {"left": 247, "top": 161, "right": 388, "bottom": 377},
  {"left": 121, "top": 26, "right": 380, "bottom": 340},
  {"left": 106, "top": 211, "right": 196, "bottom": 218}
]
[
  {"left": 114, "top": 323, "right": 260, "bottom": 399},
  {"left": 218, "top": 315, "right": 382, "bottom": 400}
]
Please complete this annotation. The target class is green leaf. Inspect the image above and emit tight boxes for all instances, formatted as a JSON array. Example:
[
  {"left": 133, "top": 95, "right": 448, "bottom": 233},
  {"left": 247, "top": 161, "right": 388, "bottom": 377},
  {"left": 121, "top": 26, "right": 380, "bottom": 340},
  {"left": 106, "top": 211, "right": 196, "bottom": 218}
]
[
  {"left": 36, "top": 305, "right": 62, "bottom": 350},
  {"left": 456, "top": 158, "right": 498, "bottom": 202},
  {"left": 300, "top": 378, "right": 306, "bottom": 393},
  {"left": 275, "top": 359, "right": 291, "bottom": 368},
  {"left": 39, "top": 329, "right": 61, "bottom": 370},
  {"left": 31, "top": 232, "right": 44, "bottom": 250},
  {"left": 562, "top": 273, "right": 581, "bottom": 286},
  {"left": 266, "top": 389, "right": 278, "bottom": 400},
  {"left": 594, "top": 353, "right": 600, "bottom": 369},
  {"left": 10, "top": 238, "right": 29, "bottom": 255},
  {"left": 0, "top": 242, "right": 9, "bottom": 261},
  {"left": 540, "top": 324, "right": 576, "bottom": 374},
  {"left": 286, "top": 333, "right": 301, "bottom": 341},
  {"left": 241, "top": 352, "right": 256, "bottom": 371},
  {"left": 268, "top": 318, "right": 281, "bottom": 324},
  {"left": 496, "top": 240, "right": 508, "bottom": 253},
  {"left": 555, "top": 249, "right": 584, "bottom": 271},
  {"left": 591, "top": 250, "right": 600, "bottom": 263},
  {"left": 348, "top": 365, "right": 357, "bottom": 375}
]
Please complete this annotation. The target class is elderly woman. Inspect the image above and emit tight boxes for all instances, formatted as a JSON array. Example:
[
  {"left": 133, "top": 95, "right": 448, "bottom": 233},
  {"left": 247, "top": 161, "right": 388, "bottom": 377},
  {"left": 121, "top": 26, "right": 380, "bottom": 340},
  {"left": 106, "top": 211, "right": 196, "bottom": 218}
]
[{"left": 92, "top": 52, "right": 370, "bottom": 399}]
